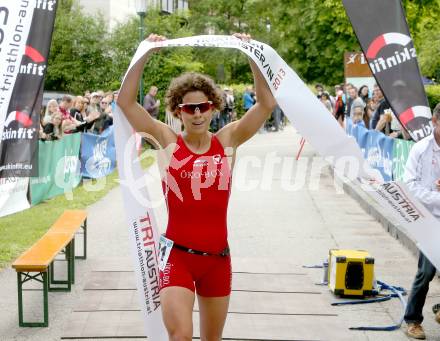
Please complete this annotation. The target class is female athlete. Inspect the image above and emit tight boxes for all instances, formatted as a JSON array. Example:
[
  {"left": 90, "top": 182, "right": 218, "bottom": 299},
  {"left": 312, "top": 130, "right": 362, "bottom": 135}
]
[{"left": 117, "top": 33, "right": 276, "bottom": 341}]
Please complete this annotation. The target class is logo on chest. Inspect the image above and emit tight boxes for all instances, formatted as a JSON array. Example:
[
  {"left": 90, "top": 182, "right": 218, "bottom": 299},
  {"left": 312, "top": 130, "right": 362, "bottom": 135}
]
[{"left": 193, "top": 154, "right": 223, "bottom": 168}]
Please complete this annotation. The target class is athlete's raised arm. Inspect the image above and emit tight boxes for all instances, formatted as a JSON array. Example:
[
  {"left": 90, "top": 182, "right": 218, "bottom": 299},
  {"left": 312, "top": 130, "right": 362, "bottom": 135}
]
[
  {"left": 117, "top": 34, "right": 176, "bottom": 147},
  {"left": 219, "top": 33, "right": 277, "bottom": 147}
]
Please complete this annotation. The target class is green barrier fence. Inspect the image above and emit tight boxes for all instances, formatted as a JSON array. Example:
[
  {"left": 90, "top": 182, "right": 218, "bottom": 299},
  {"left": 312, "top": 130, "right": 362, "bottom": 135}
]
[
  {"left": 30, "top": 134, "right": 82, "bottom": 205},
  {"left": 391, "top": 138, "right": 415, "bottom": 182}
]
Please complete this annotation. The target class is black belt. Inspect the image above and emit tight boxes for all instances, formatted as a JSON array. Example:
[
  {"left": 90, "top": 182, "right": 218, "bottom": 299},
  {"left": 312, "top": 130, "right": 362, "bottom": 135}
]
[{"left": 173, "top": 243, "right": 230, "bottom": 257}]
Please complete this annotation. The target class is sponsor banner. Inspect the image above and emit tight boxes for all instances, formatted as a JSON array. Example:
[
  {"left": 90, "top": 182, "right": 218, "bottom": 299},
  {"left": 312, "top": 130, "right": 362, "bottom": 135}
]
[
  {"left": 392, "top": 138, "right": 415, "bottom": 181},
  {"left": 365, "top": 181, "right": 440, "bottom": 269},
  {"left": 353, "top": 123, "right": 369, "bottom": 158},
  {"left": 346, "top": 115, "right": 354, "bottom": 136},
  {"left": 345, "top": 118, "right": 368, "bottom": 158},
  {"left": 0, "top": 0, "right": 58, "bottom": 177},
  {"left": 365, "top": 130, "right": 394, "bottom": 182},
  {"left": 0, "top": 177, "right": 30, "bottom": 217},
  {"left": 343, "top": 0, "right": 432, "bottom": 141},
  {"left": 346, "top": 119, "right": 393, "bottom": 181},
  {"left": 115, "top": 35, "right": 382, "bottom": 340},
  {"left": 344, "top": 52, "right": 376, "bottom": 92},
  {"left": 30, "top": 134, "right": 81, "bottom": 205},
  {"left": 0, "top": 2, "right": 34, "bottom": 128},
  {"left": 344, "top": 52, "right": 372, "bottom": 78},
  {"left": 81, "top": 127, "right": 116, "bottom": 179}
]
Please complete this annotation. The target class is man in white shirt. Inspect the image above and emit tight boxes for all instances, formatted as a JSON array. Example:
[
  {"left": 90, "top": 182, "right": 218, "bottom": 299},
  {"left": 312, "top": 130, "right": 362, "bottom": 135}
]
[{"left": 404, "top": 102, "right": 440, "bottom": 339}]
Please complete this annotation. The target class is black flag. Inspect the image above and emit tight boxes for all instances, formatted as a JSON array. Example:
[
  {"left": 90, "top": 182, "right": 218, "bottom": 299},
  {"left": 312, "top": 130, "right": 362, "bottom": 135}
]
[
  {"left": 343, "top": 0, "right": 432, "bottom": 141},
  {"left": 0, "top": 1, "right": 58, "bottom": 177}
]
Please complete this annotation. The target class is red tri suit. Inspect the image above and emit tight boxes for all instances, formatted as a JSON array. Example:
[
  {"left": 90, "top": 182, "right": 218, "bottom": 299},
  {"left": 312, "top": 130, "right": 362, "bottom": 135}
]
[{"left": 160, "top": 133, "right": 232, "bottom": 297}]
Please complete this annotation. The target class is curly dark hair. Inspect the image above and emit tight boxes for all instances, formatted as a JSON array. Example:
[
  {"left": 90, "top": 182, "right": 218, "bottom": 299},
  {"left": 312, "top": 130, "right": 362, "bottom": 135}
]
[{"left": 165, "top": 72, "right": 223, "bottom": 117}]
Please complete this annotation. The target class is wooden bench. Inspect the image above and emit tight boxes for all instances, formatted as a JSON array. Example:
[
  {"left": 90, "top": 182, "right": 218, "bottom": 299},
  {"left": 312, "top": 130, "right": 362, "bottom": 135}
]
[{"left": 12, "top": 210, "right": 87, "bottom": 327}]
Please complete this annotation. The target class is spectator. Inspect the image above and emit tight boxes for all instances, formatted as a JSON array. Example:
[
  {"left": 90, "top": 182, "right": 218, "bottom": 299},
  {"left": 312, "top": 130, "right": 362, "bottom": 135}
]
[
  {"left": 358, "top": 85, "right": 370, "bottom": 103},
  {"left": 364, "top": 98, "right": 376, "bottom": 128},
  {"left": 143, "top": 86, "right": 160, "bottom": 119},
  {"left": 210, "top": 111, "right": 220, "bottom": 132},
  {"left": 70, "top": 96, "right": 85, "bottom": 119},
  {"left": 92, "top": 97, "right": 113, "bottom": 134},
  {"left": 371, "top": 84, "right": 382, "bottom": 107},
  {"left": 352, "top": 106, "right": 365, "bottom": 126},
  {"left": 219, "top": 88, "right": 234, "bottom": 129},
  {"left": 100, "top": 96, "right": 112, "bottom": 115},
  {"left": 43, "top": 99, "right": 59, "bottom": 125},
  {"left": 315, "top": 83, "right": 324, "bottom": 97},
  {"left": 104, "top": 91, "right": 114, "bottom": 111},
  {"left": 70, "top": 96, "right": 99, "bottom": 133},
  {"left": 370, "top": 85, "right": 391, "bottom": 131},
  {"left": 59, "top": 95, "right": 73, "bottom": 118},
  {"left": 243, "top": 86, "right": 255, "bottom": 111},
  {"left": 83, "top": 95, "right": 91, "bottom": 112},
  {"left": 225, "top": 88, "right": 235, "bottom": 113},
  {"left": 403, "top": 103, "right": 440, "bottom": 340},
  {"left": 344, "top": 83, "right": 355, "bottom": 117},
  {"left": 348, "top": 86, "right": 365, "bottom": 119},
  {"left": 111, "top": 91, "right": 119, "bottom": 111},
  {"left": 43, "top": 112, "right": 63, "bottom": 141},
  {"left": 337, "top": 83, "right": 347, "bottom": 105},
  {"left": 271, "top": 104, "right": 282, "bottom": 131},
  {"left": 344, "top": 83, "right": 354, "bottom": 92},
  {"left": 320, "top": 92, "right": 333, "bottom": 113},
  {"left": 333, "top": 88, "right": 345, "bottom": 128},
  {"left": 97, "top": 90, "right": 105, "bottom": 99},
  {"left": 89, "top": 92, "right": 102, "bottom": 113}
]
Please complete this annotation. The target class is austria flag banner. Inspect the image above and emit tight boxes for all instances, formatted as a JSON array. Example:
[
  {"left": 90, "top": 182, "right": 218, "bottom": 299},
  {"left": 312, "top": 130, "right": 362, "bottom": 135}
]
[
  {"left": 343, "top": 0, "right": 432, "bottom": 142},
  {"left": 114, "top": 35, "right": 440, "bottom": 339},
  {"left": 0, "top": 0, "right": 58, "bottom": 178}
]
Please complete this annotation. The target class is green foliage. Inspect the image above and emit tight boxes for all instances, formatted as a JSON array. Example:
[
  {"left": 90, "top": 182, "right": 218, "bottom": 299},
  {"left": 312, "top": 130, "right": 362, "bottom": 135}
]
[
  {"left": 401, "top": 0, "right": 440, "bottom": 81},
  {"left": 45, "top": 1, "right": 111, "bottom": 93},
  {"left": 265, "top": 0, "right": 359, "bottom": 86},
  {"left": 45, "top": 0, "right": 440, "bottom": 93},
  {"left": 187, "top": 0, "right": 256, "bottom": 84},
  {"left": 426, "top": 85, "right": 440, "bottom": 110}
]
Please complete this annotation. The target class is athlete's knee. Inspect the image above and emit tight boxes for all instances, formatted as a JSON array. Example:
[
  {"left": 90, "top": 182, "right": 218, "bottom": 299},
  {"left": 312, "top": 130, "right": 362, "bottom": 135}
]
[
  {"left": 200, "top": 333, "right": 222, "bottom": 341},
  {"left": 166, "top": 324, "right": 192, "bottom": 341},
  {"left": 168, "top": 331, "right": 192, "bottom": 341}
]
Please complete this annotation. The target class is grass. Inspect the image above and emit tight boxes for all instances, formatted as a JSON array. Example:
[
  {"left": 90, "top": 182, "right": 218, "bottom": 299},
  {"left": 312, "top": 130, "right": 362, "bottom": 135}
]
[{"left": 0, "top": 152, "right": 155, "bottom": 270}]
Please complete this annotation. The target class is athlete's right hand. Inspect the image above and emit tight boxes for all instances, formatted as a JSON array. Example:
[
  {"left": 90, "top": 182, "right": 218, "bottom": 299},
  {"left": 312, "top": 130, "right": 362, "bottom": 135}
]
[{"left": 145, "top": 33, "right": 166, "bottom": 53}]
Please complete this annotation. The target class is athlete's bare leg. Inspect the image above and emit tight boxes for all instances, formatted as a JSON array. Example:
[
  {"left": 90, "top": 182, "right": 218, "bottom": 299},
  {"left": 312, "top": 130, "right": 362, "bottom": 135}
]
[
  {"left": 160, "top": 286, "right": 195, "bottom": 341},
  {"left": 197, "top": 295, "right": 230, "bottom": 341}
]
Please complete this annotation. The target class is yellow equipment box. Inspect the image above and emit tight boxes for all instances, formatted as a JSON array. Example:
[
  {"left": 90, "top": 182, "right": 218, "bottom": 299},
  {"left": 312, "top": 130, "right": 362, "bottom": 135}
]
[{"left": 328, "top": 249, "right": 375, "bottom": 297}]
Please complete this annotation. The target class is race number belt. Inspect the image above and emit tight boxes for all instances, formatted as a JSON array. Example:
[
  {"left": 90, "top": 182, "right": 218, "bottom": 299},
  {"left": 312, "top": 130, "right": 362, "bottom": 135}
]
[{"left": 173, "top": 242, "right": 230, "bottom": 257}]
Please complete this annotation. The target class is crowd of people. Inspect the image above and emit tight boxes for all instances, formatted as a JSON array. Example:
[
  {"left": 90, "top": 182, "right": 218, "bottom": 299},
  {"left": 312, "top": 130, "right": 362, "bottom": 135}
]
[
  {"left": 39, "top": 90, "right": 117, "bottom": 141},
  {"left": 39, "top": 82, "right": 288, "bottom": 143},
  {"left": 316, "top": 82, "right": 410, "bottom": 140},
  {"left": 42, "top": 81, "right": 405, "bottom": 143}
]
